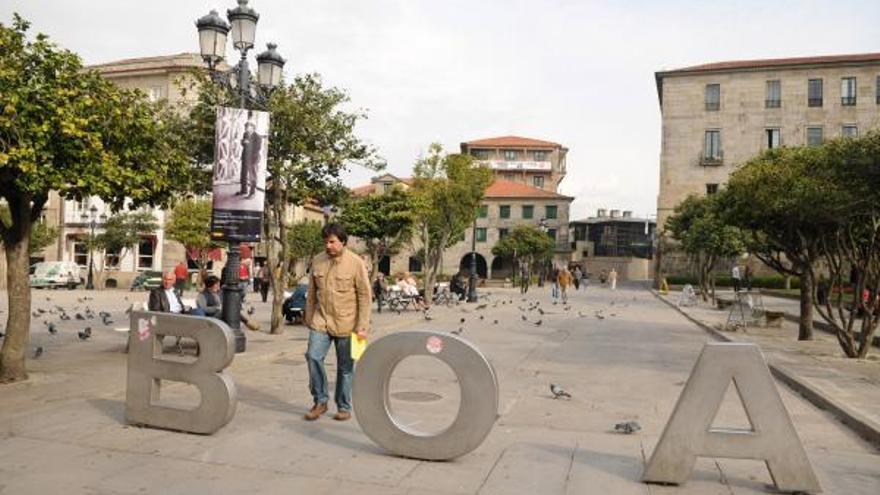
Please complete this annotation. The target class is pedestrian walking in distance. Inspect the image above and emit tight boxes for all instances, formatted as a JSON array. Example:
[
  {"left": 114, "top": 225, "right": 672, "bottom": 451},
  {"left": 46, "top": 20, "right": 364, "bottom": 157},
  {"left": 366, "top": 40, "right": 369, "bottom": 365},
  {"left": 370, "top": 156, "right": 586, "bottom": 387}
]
[
  {"left": 303, "top": 223, "right": 371, "bottom": 421},
  {"left": 558, "top": 266, "right": 572, "bottom": 304},
  {"left": 609, "top": 267, "right": 618, "bottom": 291},
  {"left": 731, "top": 264, "right": 742, "bottom": 293}
]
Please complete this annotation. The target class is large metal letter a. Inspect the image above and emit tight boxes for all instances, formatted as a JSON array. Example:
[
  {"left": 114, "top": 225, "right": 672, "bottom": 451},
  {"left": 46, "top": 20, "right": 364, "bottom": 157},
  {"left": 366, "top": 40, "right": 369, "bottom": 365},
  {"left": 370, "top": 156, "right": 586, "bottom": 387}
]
[
  {"left": 125, "top": 312, "right": 237, "bottom": 434},
  {"left": 642, "top": 343, "right": 820, "bottom": 493}
]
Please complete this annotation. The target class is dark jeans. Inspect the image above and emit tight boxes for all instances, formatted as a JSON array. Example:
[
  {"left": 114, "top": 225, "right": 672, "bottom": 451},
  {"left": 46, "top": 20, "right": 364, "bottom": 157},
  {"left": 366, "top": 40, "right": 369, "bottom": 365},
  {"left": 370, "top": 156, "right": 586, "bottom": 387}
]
[
  {"left": 260, "top": 282, "right": 269, "bottom": 303},
  {"left": 305, "top": 329, "right": 353, "bottom": 412}
]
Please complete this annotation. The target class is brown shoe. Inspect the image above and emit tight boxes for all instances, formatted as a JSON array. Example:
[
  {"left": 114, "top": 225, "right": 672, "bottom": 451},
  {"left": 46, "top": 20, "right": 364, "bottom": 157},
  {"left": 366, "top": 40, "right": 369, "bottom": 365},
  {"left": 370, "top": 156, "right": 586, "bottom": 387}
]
[
  {"left": 333, "top": 410, "right": 351, "bottom": 421},
  {"left": 304, "top": 402, "right": 328, "bottom": 421}
]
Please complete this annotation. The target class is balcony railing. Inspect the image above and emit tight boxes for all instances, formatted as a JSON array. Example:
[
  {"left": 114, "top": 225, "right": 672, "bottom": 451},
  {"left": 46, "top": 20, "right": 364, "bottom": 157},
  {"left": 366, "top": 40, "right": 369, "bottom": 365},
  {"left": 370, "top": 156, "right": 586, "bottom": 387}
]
[
  {"left": 699, "top": 150, "right": 724, "bottom": 166},
  {"left": 705, "top": 101, "right": 720, "bottom": 111},
  {"left": 808, "top": 97, "right": 823, "bottom": 107},
  {"left": 841, "top": 96, "right": 857, "bottom": 106},
  {"left": 764, "top": 99, "right": 781, "bottom": 108}
]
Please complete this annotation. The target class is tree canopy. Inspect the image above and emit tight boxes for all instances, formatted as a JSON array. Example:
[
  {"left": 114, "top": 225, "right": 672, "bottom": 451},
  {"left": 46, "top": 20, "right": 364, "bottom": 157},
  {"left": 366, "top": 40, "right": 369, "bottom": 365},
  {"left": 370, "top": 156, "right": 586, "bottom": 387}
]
[
  {"left": 0, "top": 15, "right": 200, "bottom": 382},
  {"left": 338, "top": 186, "right": 413, "bottom": 276}
]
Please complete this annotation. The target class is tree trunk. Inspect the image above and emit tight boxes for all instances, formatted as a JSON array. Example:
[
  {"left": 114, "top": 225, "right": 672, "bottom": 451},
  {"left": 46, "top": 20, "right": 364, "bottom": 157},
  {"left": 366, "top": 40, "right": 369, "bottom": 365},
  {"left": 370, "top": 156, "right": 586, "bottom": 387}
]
[
  {"left": 0, "top": 200, "right": 33, "bottom": 383},
  {"left": 798, "top": 270, "right": 814, "bottom": 341},
  {"left": 268, "top": 198, "right": 288, "bottom": 335}
]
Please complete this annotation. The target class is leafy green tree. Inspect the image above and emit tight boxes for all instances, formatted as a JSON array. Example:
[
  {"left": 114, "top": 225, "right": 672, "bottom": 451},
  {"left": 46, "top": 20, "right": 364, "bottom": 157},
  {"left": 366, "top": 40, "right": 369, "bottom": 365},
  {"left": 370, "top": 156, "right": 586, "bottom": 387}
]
[
  {"left": 286, "top": 219, "right": 325, "bottom": 282},
  {"left": 719, "top": 145, "right": 842, "bottom": 340},
  {"left": 186, "top": 73, "right": 381, "bottom": 333},
  {"left": 411, "top": 144, "right": 493, "bottom": 304},
  {"left": 666, "top": 194, "right": 743, "bottom": 302},
  {"left": 492, "top": 224, "right": 554, "bottom": 283},
  {"left": 0, "top": 204, "right": 58, "bottom": 255},
  {"left": 0, "top": 16, "right": 199, "bottom": 382},
  {"left": 806, "top": 132, "right": 880, "bottom": 358},
  {"left": 338, "top": 186, "right": 413, "bottom": 277},
  {"left": 93, "top": 211, "right": 158, "bottom": 286},
  {"left": 165, "top": 198, "right": 222, "bottom": 285}
]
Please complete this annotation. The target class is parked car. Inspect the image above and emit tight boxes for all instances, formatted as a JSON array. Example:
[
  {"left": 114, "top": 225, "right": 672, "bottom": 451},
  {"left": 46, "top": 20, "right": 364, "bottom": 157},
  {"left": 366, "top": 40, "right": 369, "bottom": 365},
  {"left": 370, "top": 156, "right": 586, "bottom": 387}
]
[
  {"left": 282, "top": 284, "right": 308, "bottom": 324},
  {"left": 130, "top": 270, "right": 163, "bottom": 291},
  {"left": 29, "top": 261, "right": 82, "bottom": 289}
]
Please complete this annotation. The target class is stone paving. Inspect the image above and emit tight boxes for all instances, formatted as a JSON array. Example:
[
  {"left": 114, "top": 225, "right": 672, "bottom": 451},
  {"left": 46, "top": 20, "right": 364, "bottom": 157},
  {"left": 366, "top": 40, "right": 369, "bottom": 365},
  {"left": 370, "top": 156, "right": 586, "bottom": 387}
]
[{"left": 0, "top": 285, "right": 878, "bottom": 494}]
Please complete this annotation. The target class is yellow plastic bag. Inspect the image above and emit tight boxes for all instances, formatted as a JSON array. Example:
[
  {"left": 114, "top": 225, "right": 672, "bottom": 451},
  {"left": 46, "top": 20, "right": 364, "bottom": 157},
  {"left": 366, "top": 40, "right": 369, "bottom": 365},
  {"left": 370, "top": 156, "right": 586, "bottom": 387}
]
[{"left": 351, "top": 333, "right": 368, "bottom": 361}]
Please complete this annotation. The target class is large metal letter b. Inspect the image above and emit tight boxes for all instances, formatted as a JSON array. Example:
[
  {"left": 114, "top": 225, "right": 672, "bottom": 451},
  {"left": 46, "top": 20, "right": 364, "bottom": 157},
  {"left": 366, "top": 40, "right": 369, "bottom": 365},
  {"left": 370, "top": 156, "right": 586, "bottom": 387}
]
[
  {"left": 643, "top": 343, "right": 820, "bottom": 493},
  {"left": 125, "top": 312, "right": 237, "bottom": 434}
]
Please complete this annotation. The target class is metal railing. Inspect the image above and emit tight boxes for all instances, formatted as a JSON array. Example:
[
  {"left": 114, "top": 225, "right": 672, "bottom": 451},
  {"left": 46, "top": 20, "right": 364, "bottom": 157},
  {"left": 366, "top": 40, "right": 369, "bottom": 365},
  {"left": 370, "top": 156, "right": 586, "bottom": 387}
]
[
  {"left": 808, "top": 97, "right": 823, "bottom": 107},
  {"left": 705, "top": 101, "right": 720, "bottom": 111},
  {"left": 699, "top": 150, "right": 724, "bottom": 166},
  {"left": 841, "top": 96, "right": 857, "bottom": 106},
  {"left": 764, "top": 99, "right": 781, "bottom": 108}
]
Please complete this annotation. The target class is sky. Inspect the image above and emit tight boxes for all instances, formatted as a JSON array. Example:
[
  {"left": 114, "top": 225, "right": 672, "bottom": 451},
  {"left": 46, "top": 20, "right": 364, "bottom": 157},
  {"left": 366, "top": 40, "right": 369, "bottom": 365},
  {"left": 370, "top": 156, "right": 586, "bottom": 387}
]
[{"left": 3, "top": 1, "right": 879, "bottom": 221}]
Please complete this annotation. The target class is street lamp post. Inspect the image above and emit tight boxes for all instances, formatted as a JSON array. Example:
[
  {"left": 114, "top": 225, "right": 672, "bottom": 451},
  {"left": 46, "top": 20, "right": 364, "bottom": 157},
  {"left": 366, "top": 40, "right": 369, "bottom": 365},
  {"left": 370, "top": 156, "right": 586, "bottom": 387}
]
[
  {"left": 196, "top": 0, "right": 286, "bottom": 353},
  {"left": 467, "top": 217, "right": 478, "bottom": 303},
  {"left": 538, "top": 218, "right": 548, "bottom": 287},
  {"left": 81, "top": 205, "right": 107, "bottom": 291}
]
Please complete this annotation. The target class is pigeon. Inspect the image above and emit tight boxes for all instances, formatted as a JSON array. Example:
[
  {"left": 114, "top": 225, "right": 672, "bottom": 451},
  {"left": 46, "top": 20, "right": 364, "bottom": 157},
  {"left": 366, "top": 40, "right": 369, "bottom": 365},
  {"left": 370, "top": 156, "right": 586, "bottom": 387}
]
[
  {"left": 610, "top": 301, "right": 616, "bottom": 306},
  {"left": 47, "top": 322, "right": 58, "bottom": 335},
  {"left": 59, "top": 313, "right": 71, "bottom": 321},
  {"left": 98, "top": 311, "right": 111, "bottom": 319},
  {"left": 475, "top": 303, "right": 487, "bottom": 311},
  {"left": 614, "top": 421, "right": 642, "bottom": 434},
  {"left": 124, "top": 304, "right": 134, "bottom": 315},
  {"left": 45, "top": 296, "right": 52, "bottom": 302},
  {"left": 452, "top": 327, "right": 463, "bottom": 335},
  {"left": 423, "top": 311, "right": 434, "bottom": 321},
  {"left": 534, "top": 320, "right": 543, "bottom": 326},
  {"left": 75, "top": 313, "right": 85, "bottom": 320},
  {"left": 77, "top": 297, "right": 85, "bottom": 303},
  {"left": 101, "top": 315, "right": 113, "bottom": 326},
  {"left": 78, "top": 327, "right": 92, "bottom": 341},
  {"left": 578, "top": 311, "right": 586, "bottom": 318},
  {"left": 247, "top": 305, "right": 256, "bottom": 316},
  {"left": 521, "top": 315, "right": 528, "bottom": 321},
  {"left": 493, "top": 320, "right": 498, "bottom": 324},
  {"left": 32, "top": 311, "right": 40, "bottom": 317},
  {"left": 550, "top": 383, "right": 571, "bottom": 399},
  {"left": 460, "top": 317, "right": 466, "bottom": 324},
  {"left": 479, "top": 315, "right": 484, "bottom": 320},
  {"left": 36, "top": 308, "right": 46, "bottom": 314},
  {"left": 538, "top": 308, "right": 545, "bottom": 315},
  {"left": 595, "top": 314, "right": 605, "bottom": 320},
  {"left": 33, "top": 346, "right": 44, "bottom": 359}
]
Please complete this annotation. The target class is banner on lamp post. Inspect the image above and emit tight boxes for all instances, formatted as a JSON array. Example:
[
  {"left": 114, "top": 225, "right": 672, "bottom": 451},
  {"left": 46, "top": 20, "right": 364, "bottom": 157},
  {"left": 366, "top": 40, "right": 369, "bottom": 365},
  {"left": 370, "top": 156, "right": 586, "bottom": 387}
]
[{"left": 210, "top": 106, "right": 270, "bottom": 242}]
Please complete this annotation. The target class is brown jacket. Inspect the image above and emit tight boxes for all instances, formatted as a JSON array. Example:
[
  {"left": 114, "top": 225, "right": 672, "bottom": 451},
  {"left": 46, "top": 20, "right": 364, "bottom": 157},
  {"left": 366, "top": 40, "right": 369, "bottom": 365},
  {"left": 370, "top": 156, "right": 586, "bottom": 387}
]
[
  {"left": 305, "top": 248, "right": 372, "bottom": 337},
  {"left": 557, "top": 269, "right": 572, "bottom": 288}
]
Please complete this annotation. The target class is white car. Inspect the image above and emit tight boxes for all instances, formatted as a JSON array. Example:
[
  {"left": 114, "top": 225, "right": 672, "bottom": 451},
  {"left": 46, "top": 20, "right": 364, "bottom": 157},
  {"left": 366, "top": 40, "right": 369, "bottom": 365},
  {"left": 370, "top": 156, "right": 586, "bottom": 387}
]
[{"left": 29, "top": 261, "right": 83, "bottom": 289}]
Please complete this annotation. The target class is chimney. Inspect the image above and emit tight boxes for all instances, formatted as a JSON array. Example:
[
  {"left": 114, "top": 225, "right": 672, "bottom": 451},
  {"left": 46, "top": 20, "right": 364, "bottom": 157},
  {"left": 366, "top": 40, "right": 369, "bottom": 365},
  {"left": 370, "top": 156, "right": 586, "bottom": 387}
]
[
  {"left": 610, "top": 209, "right": 620, "bottom": 218},
  {"left": 597, "top": 208, "right": 607, "bottom": 218},
  {"left": 622, "top": 211, "right": 632, "bottom": 218}
]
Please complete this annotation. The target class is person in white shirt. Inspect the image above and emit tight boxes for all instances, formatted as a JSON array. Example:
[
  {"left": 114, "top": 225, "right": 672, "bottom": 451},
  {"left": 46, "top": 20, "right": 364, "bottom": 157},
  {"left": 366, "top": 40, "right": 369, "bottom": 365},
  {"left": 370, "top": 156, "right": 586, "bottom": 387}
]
[{"left": 731, "top": 265, "right": 742, "bottom": 293}]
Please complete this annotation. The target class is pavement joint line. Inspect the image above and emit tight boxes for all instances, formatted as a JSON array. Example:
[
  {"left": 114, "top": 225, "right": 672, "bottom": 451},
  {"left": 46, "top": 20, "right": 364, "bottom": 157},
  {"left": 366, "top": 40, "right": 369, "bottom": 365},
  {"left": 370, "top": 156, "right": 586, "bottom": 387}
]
[
  {"left": 9, "top": 430, "right": 403, "bottom": 488},
  {"left": 475, "top": 445, "right": 508, "bottom": 495},
  {"left": 651, "top": 290, "right": 880, "bottom": 448}
]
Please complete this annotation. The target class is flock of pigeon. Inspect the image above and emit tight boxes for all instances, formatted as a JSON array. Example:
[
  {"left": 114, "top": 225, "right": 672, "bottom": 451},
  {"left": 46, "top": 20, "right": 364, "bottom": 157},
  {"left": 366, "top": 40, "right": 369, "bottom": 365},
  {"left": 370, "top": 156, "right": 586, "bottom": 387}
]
[
  {"left": 18, "top": 295, "right": 128, "bottom": 360},
  {"left": 418, "top": 291, "right": 641, "bottom": 434}
]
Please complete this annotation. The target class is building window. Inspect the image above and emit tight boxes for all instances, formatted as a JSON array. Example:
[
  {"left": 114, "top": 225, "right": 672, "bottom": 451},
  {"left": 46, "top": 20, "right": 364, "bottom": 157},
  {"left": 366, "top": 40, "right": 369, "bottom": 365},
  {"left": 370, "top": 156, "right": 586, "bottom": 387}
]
[
  {"left": 148, "top": 86, "right": 163, "bottom": 102},
  {"left": 703, "top": 130, "right": 722, "bottom": 160},
  {"left": 841, "top": 77, "right": 857, "bottom": 106},
  {"left": 547, "top": 228, "right": 557, "bottom": 241},
  {"left": 706, "top": 183, "right": 719, "bottom": 195},
  {"left": 533, "top": 150, "right": 548, "bottom": 161},
  {"left": 765, "top": 80, "right": 781, "bottom": 108},
  {"left": 808, "top": 78, "right": 823, "bottom": 107},
  {"left": 876, "top": 75, "right": 880, "bottom": 104},
  {"left": 478, "top": 205, "right": 488, "bottom": 218},
  {"left": 475, "top": 228, "right": 487, "bottom": 242},
  {"left": 73, "top": 240, "right": 88, "bottom": 266},
  {"left": 77, "top": 199, "right": 88, "bottom": 212},
  {"left": 499, "top": 228, "right": 509, "bottom": 240},
  {"left": 545, "top": 205, "right": 558, "bottom": 219},
  {"left": 806, "top": 127, "right": 824, "bottom": 146},
  {"left": 104, "top": 247, "right": 121, "bottom": 269},
  {"left": 705, "top": 84, "right": 720, "bottom": 111},
  {"left": 499, "top": 205, "right": 510, "bottom": 219},
  {"left": 765, "top": 128, "right": 781, "bottom": 149},
  {"left": 503, "top": 150, "right": 517, "bottom": 161},
  {"left": 522, "top": 205, "right": 534, "bottom": 219},
  {"left": 408, "top": 256, "right": 422, "bottom": 273},
  {"left": 503, "top": 172, "right": 515, "bottom": 181},
  {"left": 137, "top": 238, "right": 154, "bottom": 269},
  {"left": 842, "top": 125, "right": 858, "bottom": 138},
  {"left": 471, "top": 149, "right": 489, "bottom": 160},
  {"left": 382, "top": 182, "right": 392, "bottom": 192},
  {"left": 533, "top": 176, "right": 545, "bottom": 188}
]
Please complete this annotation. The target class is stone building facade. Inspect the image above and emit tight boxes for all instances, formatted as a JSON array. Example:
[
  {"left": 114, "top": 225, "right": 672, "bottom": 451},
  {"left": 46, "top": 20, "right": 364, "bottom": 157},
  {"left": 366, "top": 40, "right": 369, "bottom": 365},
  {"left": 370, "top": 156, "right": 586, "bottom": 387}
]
[
  {"left": 351, "top": 136, "right": 574, "bottom": 281},
  {"left": 655, "top": 52, "right": 880, "bottom": 230}
]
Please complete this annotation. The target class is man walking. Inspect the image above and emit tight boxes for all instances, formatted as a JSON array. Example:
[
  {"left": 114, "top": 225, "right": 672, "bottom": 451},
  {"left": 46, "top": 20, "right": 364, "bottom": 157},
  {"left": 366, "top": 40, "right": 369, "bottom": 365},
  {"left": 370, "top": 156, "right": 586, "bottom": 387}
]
[
  {"left": 258, "top": 262, "right": 271, "bottom": 303},
  {"left": 173, "top": 261, "right": 188, "bottom": 296},
  {"left": 609, "top": 267, "right": 618, "bottom": 290},
  {"left": 304, "top": 223, "right": 371, "bottom": 421},
  {"left": 732, "top": 264, "right": 742, "bottom": 293},
  {"left": 558, "top": 266, "right": 572, "bottom": 304},
  {"left": 550, "top": 265, "right": 560, "bottom": 301},
  {"left": 235, "top": 114, "right": 262, "bottom": 199}
]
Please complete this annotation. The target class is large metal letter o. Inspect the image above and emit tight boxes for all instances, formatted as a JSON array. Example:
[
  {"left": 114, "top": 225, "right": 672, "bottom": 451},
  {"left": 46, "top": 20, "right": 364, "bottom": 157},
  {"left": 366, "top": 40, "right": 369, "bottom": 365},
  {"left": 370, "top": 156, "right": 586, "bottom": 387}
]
[{"left": 353, "top": 331, "right": 498, "bottom": 460}]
